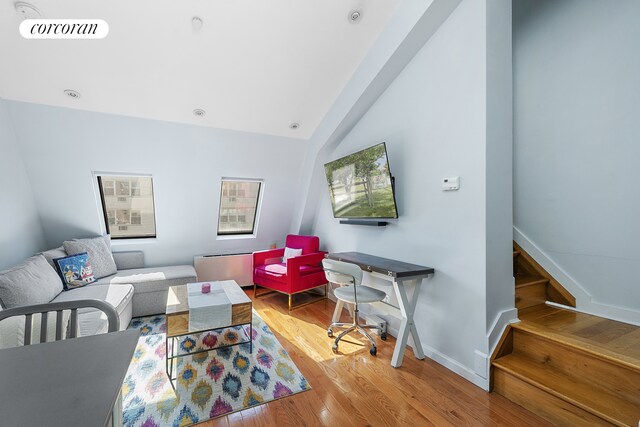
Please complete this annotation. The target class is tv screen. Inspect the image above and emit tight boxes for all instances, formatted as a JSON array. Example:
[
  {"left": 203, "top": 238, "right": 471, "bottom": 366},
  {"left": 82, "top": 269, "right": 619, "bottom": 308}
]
[{"left": 324, "top": 142, "right": 398, "bottom": 219}]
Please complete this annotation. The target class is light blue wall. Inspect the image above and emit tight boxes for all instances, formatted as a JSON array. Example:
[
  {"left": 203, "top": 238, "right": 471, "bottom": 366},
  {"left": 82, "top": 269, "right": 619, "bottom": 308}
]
[
  {"left": 0, "top": 99, "right": 46, "bottom": 269},
  {"left": 513, "top": 0, "right": 640, "bottom": 314},
  {"left": 6, "top": 101, "right": 308, "bottom": 267},
  {"left": 305, "top": 0, "right": 513, "bottom": 388}
]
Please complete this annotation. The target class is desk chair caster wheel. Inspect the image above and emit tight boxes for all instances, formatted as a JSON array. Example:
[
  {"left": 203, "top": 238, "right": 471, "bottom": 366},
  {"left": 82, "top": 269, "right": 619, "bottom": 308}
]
[
  {"left": 327, "top": 329, "right": 334, "bottom": 338},
  {"left": 370, "top": 346, "right": 377, "bottom": 356},
  {"left": 332, "top": 343, "right": 339, "bottom": 353},
  {"left": 380, "top": 332, "right": 387, "bottom": 341}
]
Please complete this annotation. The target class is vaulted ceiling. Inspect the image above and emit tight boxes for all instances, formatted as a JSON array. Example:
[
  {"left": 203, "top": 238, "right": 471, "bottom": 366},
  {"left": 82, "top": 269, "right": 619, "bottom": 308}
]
[{"left": 0, "top": 0, "right": 400, "bottom": 139}]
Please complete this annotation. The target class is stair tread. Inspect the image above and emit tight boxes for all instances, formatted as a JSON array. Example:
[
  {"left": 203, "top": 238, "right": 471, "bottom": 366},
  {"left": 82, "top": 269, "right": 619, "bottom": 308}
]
[
  {"left": 514, "top": 316, "right": 640, "bottom": 372},
  {"left": 493, "top": 353, "right": 640, "bottom": 426},
  {"left": 515, "top": 274, "right": 548, "bottom": 288},
  {"left": 513, "top": 251, "right": 520, "bottom": 258}
]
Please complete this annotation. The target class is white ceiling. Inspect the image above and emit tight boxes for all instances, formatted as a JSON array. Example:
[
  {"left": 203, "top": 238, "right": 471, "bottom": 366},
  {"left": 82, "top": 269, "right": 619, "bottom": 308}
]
[{"left": 0, "top": 0, "right": 400, "bottom": 139}]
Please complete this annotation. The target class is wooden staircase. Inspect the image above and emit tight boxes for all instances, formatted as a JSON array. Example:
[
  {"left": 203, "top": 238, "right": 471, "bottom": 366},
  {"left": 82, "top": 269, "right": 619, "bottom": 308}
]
[{"left": 492, "top": 243, "right": 640, "bottom": 426}]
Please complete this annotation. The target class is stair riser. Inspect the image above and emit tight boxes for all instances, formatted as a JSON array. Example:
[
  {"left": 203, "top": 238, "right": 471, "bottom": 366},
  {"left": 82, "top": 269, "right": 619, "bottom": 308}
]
[
  {"left": 493, "top": 369, "right": 616, "bottom": 427},
  {"left": 515, "top": 283, "right": 546, "bottom": 310},
  {"left": 514, "top": 255, "right": 537, "bottom": 277},
  {"left": 513, "top": 329, "right": 640, "bottom": 406}
]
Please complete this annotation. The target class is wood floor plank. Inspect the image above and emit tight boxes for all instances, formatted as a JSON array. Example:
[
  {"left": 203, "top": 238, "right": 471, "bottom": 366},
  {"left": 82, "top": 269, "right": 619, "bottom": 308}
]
[
  {"left": 519, "top": 307, "right": 640, "bottom": 366},
  {"left": 198, "top": 288, "right": 550, "bottom": 426}
]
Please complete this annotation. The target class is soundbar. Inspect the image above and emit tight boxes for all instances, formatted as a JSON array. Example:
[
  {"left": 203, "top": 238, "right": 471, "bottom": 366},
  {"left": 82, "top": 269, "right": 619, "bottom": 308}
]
[{"left": 339, "top": 220, "right": 388, "bottom": 226}]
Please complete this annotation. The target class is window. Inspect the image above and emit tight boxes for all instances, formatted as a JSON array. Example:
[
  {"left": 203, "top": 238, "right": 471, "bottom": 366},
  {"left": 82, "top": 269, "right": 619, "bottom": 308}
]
[
  {"left": 103, "top": 180, "right": 115, "bottom": 196},
  {"left": 116, "top": 181, "right": 130, "bottom": 196},
  {"left": 131, "top": 210, "right": 141, "bottom": 225},
  {"left": 107, "top": 209, "right": 116, "bottom": 225},
  {"left": 97, "top": 175, "right": 156, "bottom": 239},
  {"left": 217, "top": 179, "right": 262, "bottom": 235}
]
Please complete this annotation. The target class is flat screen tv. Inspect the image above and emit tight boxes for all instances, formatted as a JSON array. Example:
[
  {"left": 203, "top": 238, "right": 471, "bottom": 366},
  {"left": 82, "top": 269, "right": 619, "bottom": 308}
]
[{"left": 324, "top": 142, "right": 398, "bottom": 219}]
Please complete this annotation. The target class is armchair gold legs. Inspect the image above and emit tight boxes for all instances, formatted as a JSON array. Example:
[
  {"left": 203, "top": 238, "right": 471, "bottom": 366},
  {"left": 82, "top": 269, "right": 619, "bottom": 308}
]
[{"left": 253, "top": 283, "right": 328, "bottom": 311}]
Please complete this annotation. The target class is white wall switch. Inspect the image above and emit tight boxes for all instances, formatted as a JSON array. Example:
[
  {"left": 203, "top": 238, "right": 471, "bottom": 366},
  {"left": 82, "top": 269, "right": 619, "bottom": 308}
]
[{"left": 442, "top": 176, "right": 460, "bottom": 191}]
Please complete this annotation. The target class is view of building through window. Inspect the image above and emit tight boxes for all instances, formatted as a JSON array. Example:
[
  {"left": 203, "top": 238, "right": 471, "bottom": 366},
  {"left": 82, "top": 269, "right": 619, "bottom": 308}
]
[
  {"left": 218, "top": 180, "right": 262, "bottom": 235},
  {"left": 97, "top": 175, "right": 156, "bottom": 239}
]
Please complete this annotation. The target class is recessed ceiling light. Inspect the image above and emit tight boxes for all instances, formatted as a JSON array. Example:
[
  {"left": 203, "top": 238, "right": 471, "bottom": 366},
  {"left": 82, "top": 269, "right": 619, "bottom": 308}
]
[
  {"left": 15, "top": 2, "right": 41, "bottom": 20},
  {"left": 193, "top": 109, "right": 206, "bottom": 117},
  {"left": 192, "top": 17, "right": 203, "bottom": 31},
  {"left": 348, "top": 9, "right": 362, "bottom": 24},
  {"left": 289, "top": 122, "right": 300, "bottom": 130},
  {"left": 63, "top": 89, "right": 81, "bottom": 99}
]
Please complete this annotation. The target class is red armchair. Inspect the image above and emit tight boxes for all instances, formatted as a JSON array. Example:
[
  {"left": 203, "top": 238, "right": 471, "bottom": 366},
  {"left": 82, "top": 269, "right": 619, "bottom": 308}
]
[{"left": 253, "top": 235, "right": 328, "bottom": 310}]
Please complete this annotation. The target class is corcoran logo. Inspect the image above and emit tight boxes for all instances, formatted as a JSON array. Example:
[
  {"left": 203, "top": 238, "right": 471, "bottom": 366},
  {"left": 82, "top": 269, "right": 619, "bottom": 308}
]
[{"left": 19, "top": 19, "right": 108, "bottom": 39}]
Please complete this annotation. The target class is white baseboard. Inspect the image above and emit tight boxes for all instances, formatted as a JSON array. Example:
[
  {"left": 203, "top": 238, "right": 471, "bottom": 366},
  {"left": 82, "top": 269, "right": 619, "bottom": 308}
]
[
  {"left": 487, "top": 307, "right": 518, "bottom": 356},
  {"left": 333, "top": 295, "right": 488, "bottom": 390},
  {"left": 421, "top": 342, "right": 489, "bottom": 390},
  {"left": 514, "top": 227, "right": 640, "bottom": 326}
]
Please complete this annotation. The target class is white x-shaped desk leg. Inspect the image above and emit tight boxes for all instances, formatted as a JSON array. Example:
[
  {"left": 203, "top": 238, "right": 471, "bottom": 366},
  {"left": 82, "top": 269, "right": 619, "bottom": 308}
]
[
  {"left": 391, "top": 277, "right": 425, "bottom": 367},
  {"left": 331, "top": 299, "right": 345, "bottom": 323}
]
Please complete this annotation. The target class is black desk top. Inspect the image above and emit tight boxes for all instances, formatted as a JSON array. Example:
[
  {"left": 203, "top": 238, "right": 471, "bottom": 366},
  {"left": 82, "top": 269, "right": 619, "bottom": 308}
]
[{"left": 326, "top": 251, "right": 434, "bottom": 278}]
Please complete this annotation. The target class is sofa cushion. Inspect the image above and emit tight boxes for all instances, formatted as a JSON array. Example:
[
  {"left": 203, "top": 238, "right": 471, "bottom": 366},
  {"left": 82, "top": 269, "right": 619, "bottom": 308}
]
[
  {"left": 38, "top": 246, "right": 67, "bottom": 269},
  {"left": 93, "top": 265, "right": 197, "bottom": 294},
  {"left": 63, "top": 235, "right": 117, "bottom": 279},
  {"left": 0, "top": 255, "right": 63, "bottom": 309},
  {"left": 51, "top": 283, "right": 134, "bottom": 336},
  {"left": 112, "top": 251, "right": 144, "bottom": 270}
]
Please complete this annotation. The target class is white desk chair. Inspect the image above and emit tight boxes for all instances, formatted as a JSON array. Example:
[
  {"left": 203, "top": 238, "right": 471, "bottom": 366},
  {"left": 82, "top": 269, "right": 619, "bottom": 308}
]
[{"left": 323, "top": 259, "right": 387, "bottom": 355}]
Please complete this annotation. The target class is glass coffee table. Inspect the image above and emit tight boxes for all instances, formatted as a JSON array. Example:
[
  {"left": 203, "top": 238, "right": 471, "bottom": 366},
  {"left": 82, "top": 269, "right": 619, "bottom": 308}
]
[{"left": 165, "top": 280, "right": 253, "bottom": 388}]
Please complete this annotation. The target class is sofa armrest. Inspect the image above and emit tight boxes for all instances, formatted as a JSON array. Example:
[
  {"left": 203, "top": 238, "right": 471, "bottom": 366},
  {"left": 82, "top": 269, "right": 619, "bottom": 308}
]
[
  {"left": 253, "top": 248, "right": 285, "bottom": 266},
  {"left": 287, "top": 252, "right": 327, "bottom": 276},
  {"left": 112, "top": 251, "right": 144, "bottom": 270}
]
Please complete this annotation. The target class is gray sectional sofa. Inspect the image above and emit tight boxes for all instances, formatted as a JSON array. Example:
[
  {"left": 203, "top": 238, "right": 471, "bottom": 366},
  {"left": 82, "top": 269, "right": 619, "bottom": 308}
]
[{"left": 0, "top": 238, "right": 196, "bottom": 347}]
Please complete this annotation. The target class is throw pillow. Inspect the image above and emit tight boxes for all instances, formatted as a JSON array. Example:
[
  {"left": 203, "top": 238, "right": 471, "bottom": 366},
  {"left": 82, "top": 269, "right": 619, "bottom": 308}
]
[
  {"left": 53, "top": 252, "right": 96, "bottom": 290},
  {"left": 38, "top": 246, "right": 68, "bottom": 269},
  {"left": 63, "top": 235, "right": 117, "bottom": 279},
  {"left": 0, "top": 255, "right": 63, "bottom": 309},
  {"left": 283, "top": 247, "right": 302, "bottom": 264}
]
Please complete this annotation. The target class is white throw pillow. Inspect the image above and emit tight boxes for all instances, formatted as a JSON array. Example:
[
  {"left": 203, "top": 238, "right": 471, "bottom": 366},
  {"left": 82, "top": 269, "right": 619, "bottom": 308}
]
[{"left": 283, "top": 247, "right": 302, "bottom": 264}]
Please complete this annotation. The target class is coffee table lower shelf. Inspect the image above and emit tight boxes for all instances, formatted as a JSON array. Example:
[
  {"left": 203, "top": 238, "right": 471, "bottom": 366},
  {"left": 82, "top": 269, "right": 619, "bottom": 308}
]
[{"left": 165, "top": 319, "right": 253, "bottom": 389}]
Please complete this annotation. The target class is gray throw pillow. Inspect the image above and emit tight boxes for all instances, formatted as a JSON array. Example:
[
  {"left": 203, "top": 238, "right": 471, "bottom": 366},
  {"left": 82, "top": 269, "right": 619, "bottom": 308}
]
[
  {"left": 63, "top": 235, "right": 117, "bottom": 279},
  {"left": 38, "top": 246, "right": 68, "bottom": 269},
  {"left": 0, "top": 255, "right": 63, "bottom": 309}
]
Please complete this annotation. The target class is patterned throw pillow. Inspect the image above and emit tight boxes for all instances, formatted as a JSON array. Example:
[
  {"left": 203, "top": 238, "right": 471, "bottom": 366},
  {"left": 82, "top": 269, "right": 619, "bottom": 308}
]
[{"left": 53, "top": 252, "right": 96, "bottom": 290}]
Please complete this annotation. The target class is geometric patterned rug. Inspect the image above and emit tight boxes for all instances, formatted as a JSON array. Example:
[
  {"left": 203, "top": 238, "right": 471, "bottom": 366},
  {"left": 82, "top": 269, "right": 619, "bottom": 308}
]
[{"left": 122, "top": 312, "right": 311, "bottom": 427}]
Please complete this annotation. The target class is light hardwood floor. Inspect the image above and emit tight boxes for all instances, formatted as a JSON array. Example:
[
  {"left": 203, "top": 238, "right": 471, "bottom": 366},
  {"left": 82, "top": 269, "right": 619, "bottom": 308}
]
[
  {"left": 520, "top": 305, "right": 640, "bottom": 364},
  {"left": 200, "top": 289, "right": 551, "bottom": 427}
]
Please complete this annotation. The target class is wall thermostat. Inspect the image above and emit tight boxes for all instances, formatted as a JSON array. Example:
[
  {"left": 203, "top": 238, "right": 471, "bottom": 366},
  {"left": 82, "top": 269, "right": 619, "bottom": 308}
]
[{"left": 442, "top": 176, "right": 460, "bottom": 191}]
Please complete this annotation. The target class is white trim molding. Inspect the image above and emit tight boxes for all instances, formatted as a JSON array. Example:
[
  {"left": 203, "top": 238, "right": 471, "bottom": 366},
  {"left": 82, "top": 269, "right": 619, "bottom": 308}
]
[
  {"left": 487, "top": 307, "right": 518, "bottom": 357},
  {"left": 514, "top": 226, "right": 640, "bottom": 326}
]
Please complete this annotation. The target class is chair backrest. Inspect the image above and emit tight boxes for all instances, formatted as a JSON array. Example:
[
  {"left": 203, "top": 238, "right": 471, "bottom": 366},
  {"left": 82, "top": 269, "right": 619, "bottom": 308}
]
[
  {"left": 0, "top": 299, "right": 119, "bottom": 346},
  {"left": 322, "top": 259, "right": 362, "bottom": 287},
  {"left": 285, "top": 234, "right": 320, "bottom": 255}
]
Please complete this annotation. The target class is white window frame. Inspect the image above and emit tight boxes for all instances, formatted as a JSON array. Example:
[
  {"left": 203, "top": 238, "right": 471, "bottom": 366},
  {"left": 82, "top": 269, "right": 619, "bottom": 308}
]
[{"left": 216, "top": 177, "right": 264, "bottom": 240}]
